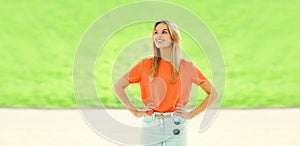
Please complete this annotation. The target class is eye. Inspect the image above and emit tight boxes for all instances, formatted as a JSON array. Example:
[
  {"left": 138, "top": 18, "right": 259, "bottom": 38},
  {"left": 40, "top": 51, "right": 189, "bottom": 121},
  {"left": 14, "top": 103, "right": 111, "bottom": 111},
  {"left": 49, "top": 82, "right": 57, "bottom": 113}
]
[
  {"left": 163, "top": 31, "right": 168, "bottom": 34},
  {"left": 154, "top": 31, "right": 158, "bottom": 34}
]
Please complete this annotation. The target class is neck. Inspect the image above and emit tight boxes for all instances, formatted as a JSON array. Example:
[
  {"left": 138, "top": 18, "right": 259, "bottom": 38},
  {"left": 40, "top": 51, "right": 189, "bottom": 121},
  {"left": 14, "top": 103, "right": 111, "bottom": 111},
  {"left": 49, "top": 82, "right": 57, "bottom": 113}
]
[{"left": 159, "top": 46, "right": 172, "bottom": 61}]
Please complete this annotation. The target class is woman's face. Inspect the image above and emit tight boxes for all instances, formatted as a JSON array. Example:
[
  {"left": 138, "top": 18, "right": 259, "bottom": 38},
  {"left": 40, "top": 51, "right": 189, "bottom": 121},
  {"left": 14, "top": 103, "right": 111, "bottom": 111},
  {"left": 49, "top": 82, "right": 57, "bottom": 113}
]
[{"left": 153, "top": 23, "right": 172, "bottom": 49}]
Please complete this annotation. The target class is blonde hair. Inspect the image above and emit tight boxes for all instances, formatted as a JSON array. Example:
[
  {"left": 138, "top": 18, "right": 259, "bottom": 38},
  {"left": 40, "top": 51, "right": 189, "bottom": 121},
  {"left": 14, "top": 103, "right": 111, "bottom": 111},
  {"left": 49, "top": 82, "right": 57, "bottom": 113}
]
[{"left": 151, "top": 20, "right": 182, "bottom": 82}]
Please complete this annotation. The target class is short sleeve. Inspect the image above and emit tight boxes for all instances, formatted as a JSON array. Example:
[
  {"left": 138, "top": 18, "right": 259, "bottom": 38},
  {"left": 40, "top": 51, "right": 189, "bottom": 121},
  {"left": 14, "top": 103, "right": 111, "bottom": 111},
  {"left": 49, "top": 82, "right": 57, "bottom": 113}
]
[
  {"left": 126, "top": 60, "right": 144, "bottom": 83},
  {"left": 191, "top": 63, "right": 208, "bottom": 85}
]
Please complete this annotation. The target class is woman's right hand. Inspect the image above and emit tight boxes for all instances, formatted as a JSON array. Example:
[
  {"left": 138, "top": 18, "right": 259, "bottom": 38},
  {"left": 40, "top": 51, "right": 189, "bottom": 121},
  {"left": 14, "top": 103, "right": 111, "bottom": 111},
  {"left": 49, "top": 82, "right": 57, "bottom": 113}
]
[
  {"left": 132, "top": 110, "right": 147, "bottom": 118},
  {"left": 132, "top": 103, "right": 155, "bottom": 118}
]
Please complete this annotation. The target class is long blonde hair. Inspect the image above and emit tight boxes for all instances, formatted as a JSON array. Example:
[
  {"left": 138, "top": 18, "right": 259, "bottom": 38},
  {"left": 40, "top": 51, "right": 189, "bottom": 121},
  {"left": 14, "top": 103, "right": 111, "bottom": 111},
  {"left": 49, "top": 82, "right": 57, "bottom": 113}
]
[{"left": 151, "top": 20, "right": 182, "bottom": 82}]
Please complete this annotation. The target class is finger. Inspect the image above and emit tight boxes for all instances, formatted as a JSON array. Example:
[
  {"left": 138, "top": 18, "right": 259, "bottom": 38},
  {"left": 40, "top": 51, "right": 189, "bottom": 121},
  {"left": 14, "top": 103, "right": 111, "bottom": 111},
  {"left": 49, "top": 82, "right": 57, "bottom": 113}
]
[
  {"left": 146, "top": 103, "right": 154, "bottom": 106},
  {"left": 148, "top": 104, "right": 155, "bottom": 108},
  {"left": 147, "top": 103, "right": 155, "bottom": 107},
  {"left": 175, "top": 112, "right": 184, "bottom": 116},
  {"left": 145, "top": 106, "right": 153, "bottom": 110},
  {"left": 175, "top": 110, "right": 183, "bottom": 114},
  {"left": 145, "top": 106, "right": 152, "bottom": 109},
  {"left": 145, "top": 104, "right": 155, "bottom": 110},
  {"left": 175, "top": 105, "right": 181, "bottom": 109},
  {"left": 175, "top": 107, "right": 183, "bottom": 110},
  {"left": 145, "top": 106, "right": 154, "bottom": 111}
]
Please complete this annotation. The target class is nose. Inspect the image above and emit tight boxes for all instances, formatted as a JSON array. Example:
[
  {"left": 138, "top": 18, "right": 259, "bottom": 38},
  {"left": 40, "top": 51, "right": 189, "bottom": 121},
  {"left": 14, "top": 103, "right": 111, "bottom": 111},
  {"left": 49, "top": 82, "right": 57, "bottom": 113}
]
[
  {"left": 157, "top": 34, "right": 165, "bottom": 40},
  {"left": 156, "top": 33, "right": 162, "bottom": 37}
]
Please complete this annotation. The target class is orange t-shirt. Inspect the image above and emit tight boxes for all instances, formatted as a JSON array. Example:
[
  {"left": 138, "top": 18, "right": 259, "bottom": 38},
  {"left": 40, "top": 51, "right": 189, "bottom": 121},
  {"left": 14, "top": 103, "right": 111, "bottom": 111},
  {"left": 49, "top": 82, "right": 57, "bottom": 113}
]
[{"left": 126, "top": 58, "right": 207, "bottom": 112}]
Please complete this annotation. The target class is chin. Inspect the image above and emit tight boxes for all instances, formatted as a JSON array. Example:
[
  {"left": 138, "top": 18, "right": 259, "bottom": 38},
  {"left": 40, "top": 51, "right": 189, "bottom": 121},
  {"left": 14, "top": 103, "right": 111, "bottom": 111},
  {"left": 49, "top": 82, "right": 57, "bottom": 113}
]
[{"left": 155, "top": 44, "right": 171, "bottom": 49}]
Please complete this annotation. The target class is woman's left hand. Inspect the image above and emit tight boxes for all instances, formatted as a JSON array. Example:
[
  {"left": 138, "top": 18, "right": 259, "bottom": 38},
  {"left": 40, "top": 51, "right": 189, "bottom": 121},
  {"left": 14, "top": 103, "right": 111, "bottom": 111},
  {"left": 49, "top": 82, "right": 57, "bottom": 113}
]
[{"left": 175, "top": 104, "right": 192, "bottom": 119}]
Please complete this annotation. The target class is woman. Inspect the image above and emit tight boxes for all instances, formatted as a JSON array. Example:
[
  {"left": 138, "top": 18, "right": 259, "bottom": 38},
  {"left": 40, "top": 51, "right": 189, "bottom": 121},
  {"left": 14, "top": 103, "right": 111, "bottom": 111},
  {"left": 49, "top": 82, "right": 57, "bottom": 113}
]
[{"left": 114, "top": 20, "right": 219, "bottom": 146}]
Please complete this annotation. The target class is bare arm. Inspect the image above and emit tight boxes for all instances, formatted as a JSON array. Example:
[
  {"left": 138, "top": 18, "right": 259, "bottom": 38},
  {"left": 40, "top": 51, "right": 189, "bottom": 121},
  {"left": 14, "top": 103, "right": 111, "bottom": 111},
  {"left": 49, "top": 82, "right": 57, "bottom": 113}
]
[
  {"left": 113, "top": 76, "right": 151, "bottom": 117},
  {"left": 190, "top": 80, "right": 219, "bottom": 118},
  {"left": 175, "top": 80, "right": 219, "bottom": 119}
]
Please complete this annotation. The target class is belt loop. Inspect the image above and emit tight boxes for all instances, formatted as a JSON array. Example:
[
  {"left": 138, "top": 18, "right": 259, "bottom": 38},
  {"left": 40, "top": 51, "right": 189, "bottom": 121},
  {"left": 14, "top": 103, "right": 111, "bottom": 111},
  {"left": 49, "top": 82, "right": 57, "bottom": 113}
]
[{"left": 152, "top": 112, "right": 155, "bottom": 119}]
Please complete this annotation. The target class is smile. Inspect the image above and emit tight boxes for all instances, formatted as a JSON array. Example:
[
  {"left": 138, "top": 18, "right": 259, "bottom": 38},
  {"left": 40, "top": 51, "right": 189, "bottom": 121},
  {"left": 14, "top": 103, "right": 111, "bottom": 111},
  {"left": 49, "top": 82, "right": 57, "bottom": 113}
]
[{"left": 156, "top": 38, "right": 165, "bottom": 43}]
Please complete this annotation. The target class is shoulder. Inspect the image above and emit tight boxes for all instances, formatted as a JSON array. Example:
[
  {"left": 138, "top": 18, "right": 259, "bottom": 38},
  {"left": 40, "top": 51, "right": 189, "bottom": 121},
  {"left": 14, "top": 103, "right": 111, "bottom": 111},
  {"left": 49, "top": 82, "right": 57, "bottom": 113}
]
[
  {"left": 140, "top": 57, "right": 153, "bottom": 66},
  {"left": 181, "top": 59, "right": 191, "bottom": 64},
  {"left": 180, "top": 59, "right": 204, "bottom": 71},
  {"left": 133, "top": 57, "right": 153, "bottom": 69},
  {"left": 180, "top": 59, "right": 194, "bottom": 68},
  {"left": 141, "top": 57, "right": 153, "bottom": 63}
]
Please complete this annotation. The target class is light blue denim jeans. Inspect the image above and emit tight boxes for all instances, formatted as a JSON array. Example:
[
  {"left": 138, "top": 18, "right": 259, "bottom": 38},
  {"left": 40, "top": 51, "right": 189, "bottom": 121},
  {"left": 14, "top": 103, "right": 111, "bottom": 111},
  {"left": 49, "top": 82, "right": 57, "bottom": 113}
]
[{"left": 140, "top": 113, "right": 187, "bottom": 146}]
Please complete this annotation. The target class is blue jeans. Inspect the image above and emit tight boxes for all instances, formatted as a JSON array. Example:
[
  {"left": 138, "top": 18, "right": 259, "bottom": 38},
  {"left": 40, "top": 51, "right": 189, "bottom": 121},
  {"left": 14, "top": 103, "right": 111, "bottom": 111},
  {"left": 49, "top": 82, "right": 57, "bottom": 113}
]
[{"left": 141, "top": 113, "right": 187, "bottom": 146}]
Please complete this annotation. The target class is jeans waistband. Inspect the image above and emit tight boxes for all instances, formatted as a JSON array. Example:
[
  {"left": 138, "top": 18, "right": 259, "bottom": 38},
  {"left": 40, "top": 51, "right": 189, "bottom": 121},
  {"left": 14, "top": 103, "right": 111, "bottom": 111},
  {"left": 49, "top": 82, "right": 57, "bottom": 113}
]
[{"left": 151, "top": 112, "right": 174, "bottom": 119}]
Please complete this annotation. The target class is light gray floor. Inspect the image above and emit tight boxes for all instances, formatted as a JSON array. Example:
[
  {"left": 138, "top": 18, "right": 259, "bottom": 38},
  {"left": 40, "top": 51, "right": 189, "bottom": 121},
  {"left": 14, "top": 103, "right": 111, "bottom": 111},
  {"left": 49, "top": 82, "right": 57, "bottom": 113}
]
[{"left": 0, "top": 108, "right": 299, "bottom": 146}]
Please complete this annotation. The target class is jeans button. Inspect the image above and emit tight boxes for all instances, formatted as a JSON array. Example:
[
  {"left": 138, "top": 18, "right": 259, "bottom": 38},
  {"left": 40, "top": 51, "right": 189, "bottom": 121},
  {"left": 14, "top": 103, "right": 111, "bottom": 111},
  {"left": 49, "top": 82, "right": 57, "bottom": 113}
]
[
  {"left": 173, "top": 129, "right": 180, "bottom": 135},
  {"left": 174, "top": 117, "right": 181, "bottom": 125}
]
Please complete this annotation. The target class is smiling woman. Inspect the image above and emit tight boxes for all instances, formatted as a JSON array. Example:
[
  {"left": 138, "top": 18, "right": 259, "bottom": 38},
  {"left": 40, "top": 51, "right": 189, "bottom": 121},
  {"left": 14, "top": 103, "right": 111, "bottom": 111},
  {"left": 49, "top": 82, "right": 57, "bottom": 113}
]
[
  {"left": 113, "top": 20, "right": 219, "bottom": 146},
  {"left": 1, "top": 0, "right": 298, "bottom": 110}
]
